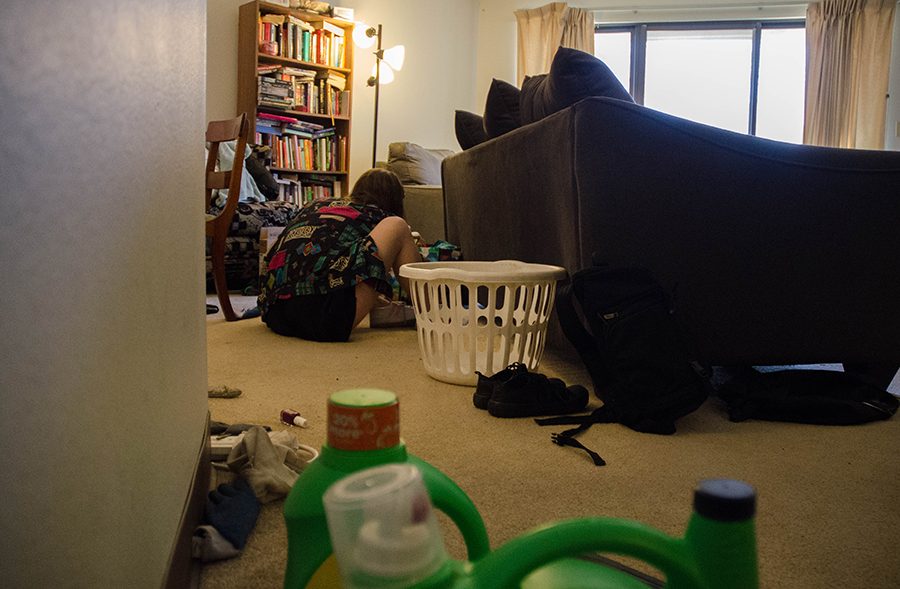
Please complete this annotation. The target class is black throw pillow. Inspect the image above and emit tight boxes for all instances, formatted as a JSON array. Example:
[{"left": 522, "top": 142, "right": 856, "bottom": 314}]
[
  {"left": 455, "top": 110, "right": 489, "bottom": 150},
  {"left": 245, "top": 145, "right": 279, "bottom": 199},
  {"left": 483, "top": 79, "right": 522, "bottom": 139},
  {"left": 520, "top": 47, "right": 633, "bottom": 125}
]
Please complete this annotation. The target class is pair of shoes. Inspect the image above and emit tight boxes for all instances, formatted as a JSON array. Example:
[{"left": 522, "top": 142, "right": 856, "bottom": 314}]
[
  {"left": 473, "top": 362, "right": 528, "bottom": 409},
  {"left": 474, "top": 363, "right": 589, "bottom": 418}
]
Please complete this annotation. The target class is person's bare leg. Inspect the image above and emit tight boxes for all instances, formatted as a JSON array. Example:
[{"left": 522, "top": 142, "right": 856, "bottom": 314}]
[
  {"left": 353, "top": 281, "right": 381, "bottom": 327},
  {"left": 368, "top": 216, "right": 422, "bottom": 294},
  {"left": 352, "top": 216, "right": 422, "bottom": 327}
]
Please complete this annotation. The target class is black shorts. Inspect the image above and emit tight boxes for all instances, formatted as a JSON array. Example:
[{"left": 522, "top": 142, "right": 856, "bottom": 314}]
[{"left": 263, "top": 288, "right": 356, "bottom": 342}]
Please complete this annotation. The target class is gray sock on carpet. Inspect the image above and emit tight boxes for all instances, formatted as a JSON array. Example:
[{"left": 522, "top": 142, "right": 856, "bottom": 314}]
[
  {"left": 226, "top": 426, "right": 305, "bottom": 502},
  {"left": 192, "top": 525, "right": 241, "bottom": 562}
]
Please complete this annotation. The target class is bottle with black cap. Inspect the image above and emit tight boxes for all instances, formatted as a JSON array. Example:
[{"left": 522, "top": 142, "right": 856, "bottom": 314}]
[{"left": 684, "top": 479, "right": 759, "bottom": 589}]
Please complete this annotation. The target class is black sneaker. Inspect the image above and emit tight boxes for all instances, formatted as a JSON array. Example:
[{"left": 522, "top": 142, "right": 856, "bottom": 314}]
[
  {"left": 487, "top": 372, "right": 589, "bottom": 418},
  {"left": 473, "top": 362, "right": 529, "bottom": 410}
]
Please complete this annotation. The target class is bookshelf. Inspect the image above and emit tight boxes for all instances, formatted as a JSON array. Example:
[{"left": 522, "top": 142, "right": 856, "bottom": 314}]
[{"left": 238, "top": 1, "right": 354, "bottom": 202}]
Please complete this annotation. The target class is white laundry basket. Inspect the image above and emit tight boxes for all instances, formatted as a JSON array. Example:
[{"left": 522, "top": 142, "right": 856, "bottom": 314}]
[{"left": 399, "top": 260, "right": 567, "bottom": 385}]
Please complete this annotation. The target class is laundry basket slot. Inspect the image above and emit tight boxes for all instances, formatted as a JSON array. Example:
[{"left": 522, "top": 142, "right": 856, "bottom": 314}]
[{"left": 400, "top": 261, "right": 567, "bottom": 385}]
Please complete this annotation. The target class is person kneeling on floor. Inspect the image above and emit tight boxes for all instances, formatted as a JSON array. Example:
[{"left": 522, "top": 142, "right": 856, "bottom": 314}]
[{"left": 258, "top": 168, "right": 423, "bottom": 342}]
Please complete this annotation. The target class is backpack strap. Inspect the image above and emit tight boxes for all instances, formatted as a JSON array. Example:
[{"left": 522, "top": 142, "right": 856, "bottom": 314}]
[
  {"left": 535, "top": 406, "right": 618, "bottom": 467},
  {"left": 540, "top": 279, "right": 621, "bottom": 467},
  {"left": 555, "top": 279, "right": 612, "bottom": 392},
  {"left": 551, "top": 433, "right": 606, "bottom": 466},
  {"left": 554, "top": 281, "right": 596, "bottom": 359},
  {"left": 534, "top": 406, "right": 617, "bottom": 427}
]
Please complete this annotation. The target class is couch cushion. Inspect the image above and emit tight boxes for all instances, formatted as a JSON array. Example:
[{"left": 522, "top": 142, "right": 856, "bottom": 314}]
[
  {"left": 207, "top": 200, "right": 301, "bottom": 237},
  {"left": 387, "top": 142, "right": 452, "bottom": 185},
  {"left": 205, "top": 235, "right": 259, "bottom": 286},
  {"left": 520, "top": 47, "right": 633, "bottom": 125},
  {"left": 483, "top": 79, "right": 522, "bottom": 138},
  {"left": 455, "top": 110, "right": 489, "bottom": 150}
]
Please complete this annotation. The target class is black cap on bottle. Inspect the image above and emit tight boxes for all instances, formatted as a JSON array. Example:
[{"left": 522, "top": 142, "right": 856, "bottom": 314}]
[{"left": 693, "top": 479, "right": 756, "bottom": 522}]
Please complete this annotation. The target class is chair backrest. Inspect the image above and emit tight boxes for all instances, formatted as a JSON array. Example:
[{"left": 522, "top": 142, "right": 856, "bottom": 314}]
[{"left": 205, "top": 113, "right": 250, "bottom": 219}]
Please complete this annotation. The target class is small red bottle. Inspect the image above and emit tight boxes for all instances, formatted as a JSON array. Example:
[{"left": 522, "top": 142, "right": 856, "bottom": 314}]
[{"left": 281, "top": 409, "right": 308, "bottom": 428}]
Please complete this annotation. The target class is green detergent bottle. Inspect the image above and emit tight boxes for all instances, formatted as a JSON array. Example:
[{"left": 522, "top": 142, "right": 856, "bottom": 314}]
[
  {"left": 283, "top": 389, "right": 491, "bottom": 589},
  {"left": 323, "top": 463, "right": 758, "bottom": 589}
]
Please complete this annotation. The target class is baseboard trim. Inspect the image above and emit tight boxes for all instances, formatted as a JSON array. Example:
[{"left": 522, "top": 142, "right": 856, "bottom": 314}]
[{"left": 162, "top": 412, "right": 211, "bottom": 589}]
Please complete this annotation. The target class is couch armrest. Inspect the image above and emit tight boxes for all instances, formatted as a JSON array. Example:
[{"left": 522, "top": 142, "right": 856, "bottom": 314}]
[
  {"left": 403, "top": 184, "right": 445, "bottom": 244},
  {"left": 443, "top": 106, "right": 584, "bottom": 270}
]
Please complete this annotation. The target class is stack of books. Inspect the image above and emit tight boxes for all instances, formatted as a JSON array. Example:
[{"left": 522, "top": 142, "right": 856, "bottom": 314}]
[
  {"left": 255, "top": 112, "right": 299, "bottom": 136},
  {"left": 285, "top": 119, "right": 324, "bottom": 134},
  {"left": 257, "top": 63, "right": 281, "bottom": 76},
  {"left": 316, "top": 71, "right": 349, "bottom": 116},
  {"left": 258, "top": 76, "right": 293, "bottom": 108}
]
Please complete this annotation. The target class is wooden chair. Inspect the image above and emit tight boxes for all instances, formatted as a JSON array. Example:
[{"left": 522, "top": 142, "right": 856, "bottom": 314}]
[{"left": 205, "top": 113, "right": 251, "bottom": 321}]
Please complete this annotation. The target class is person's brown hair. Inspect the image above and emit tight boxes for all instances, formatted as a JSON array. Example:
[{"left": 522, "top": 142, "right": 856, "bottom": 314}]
[{"left": 349, "top": 168, "right": 405, "bottom": 217}]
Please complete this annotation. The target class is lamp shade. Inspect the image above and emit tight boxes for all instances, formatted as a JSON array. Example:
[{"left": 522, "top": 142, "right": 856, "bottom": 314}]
[
  {"left": 382, "top": 45, "right": 405, "bottom": 71},
  {"left": 353, "top": 22, "right": 376, "bottom": 48},
  {"left": 372, "top": 63, "right": 395, "bottom": 84}
]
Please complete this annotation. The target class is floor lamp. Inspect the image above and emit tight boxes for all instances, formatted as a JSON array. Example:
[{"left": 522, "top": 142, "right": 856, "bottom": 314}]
[{"left": 353, "top": 23, "right": 405, "bottom": 168}]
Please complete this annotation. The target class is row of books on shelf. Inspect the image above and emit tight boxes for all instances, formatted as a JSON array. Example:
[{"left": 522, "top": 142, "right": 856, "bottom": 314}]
[
  {"left": 255, "top": 111, "right": 326, "bottom": 136},
  {"left": 272, "top": 172, "right": 341, "bottom": 205},
  {"left": 258, "top": 65, "right": 349, "bottom": 116},
  {"left": 255, "top": 116, "right": 347, "bottom": 172},
  {"left": 258, "top": 13, "right": 346, "bottom": 68}
]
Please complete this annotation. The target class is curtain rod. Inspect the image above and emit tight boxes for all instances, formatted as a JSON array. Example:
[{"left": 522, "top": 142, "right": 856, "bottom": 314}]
[{"left": 588, "top": 2, "right": 810, "bottom": 11}]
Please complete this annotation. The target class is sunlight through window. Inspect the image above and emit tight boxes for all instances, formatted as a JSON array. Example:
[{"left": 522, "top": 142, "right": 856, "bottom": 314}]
[{"left": 594, "top": 21, "right": 806, "bottom": 141}]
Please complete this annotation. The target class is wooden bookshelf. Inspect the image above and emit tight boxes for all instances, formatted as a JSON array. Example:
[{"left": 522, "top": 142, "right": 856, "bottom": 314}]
[{"left": 238, "top": 0, "right": 354, "bottom": 200}]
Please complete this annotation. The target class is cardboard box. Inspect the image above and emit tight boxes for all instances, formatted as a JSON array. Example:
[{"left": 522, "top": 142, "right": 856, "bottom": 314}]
[{"left": 259, "top": 226, "right": 286, "bottom": 279}]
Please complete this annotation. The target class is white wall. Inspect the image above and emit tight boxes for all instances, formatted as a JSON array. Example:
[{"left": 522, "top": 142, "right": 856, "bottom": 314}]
[
  {"left": 0, "top": 0, "right": 208, "bottom": 585},
  {"left": 337, "top": 0, "right": 481, "bottom": 182},
  {"left": 208, "top": 0, "right": 243, "bottom": 123}
]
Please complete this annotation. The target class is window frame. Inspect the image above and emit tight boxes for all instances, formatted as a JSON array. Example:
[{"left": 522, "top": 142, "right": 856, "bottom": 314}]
[{"left": 595, "top": 19, "right": 805, "bottom": 136}]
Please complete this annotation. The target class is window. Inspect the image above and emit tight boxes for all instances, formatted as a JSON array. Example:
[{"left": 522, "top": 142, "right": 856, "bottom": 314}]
[
  {"left": 595, "top": 20, "right": 806, "bottom": 143},
  {"left": 595, "top": 31, "right": 632, "bottom": 92},
  {"left": 756, "top": 27, "right": 806, "bottom": 142}
]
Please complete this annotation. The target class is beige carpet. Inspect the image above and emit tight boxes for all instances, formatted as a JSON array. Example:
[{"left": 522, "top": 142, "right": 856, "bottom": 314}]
[{"left": 201, "top": 297, "right": 900, "bottom": 588}]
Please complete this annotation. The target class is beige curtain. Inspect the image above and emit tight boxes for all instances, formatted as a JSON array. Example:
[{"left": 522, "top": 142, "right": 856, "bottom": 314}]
[
  {"left": 515, "top": 3, "right": 596, "bottom": 86},
  {"left": 804, "top": 0, "right": 896, "bottom": 149},
  {"left": 561, "top": 6, "right": 595, "bottom": 54}
]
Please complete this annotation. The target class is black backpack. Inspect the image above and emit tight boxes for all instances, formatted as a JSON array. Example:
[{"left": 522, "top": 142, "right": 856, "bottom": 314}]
[
  {"left": 717, "top": 366, "right": 898, "bottom": 425},
  {"left": 536, "top": 263, "right": 708, "bottom": 465}
]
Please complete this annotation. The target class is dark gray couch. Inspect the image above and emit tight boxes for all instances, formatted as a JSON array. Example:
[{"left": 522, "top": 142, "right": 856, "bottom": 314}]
[{"left": 443, "top": 96, "right": 900, "bottom": 385}]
